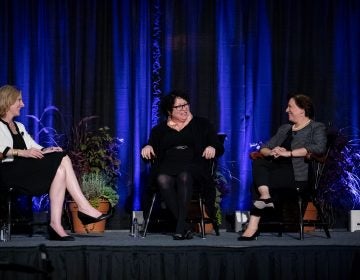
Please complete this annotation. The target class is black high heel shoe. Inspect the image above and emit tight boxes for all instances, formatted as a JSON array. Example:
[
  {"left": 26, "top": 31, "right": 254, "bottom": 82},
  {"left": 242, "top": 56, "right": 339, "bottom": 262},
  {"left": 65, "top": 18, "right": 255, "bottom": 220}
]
[
  {"left": 47, "top": 225, "right": 75, "bottom": 241},
  {"left": 77, "top": 211, "right": 112, "bottom": 225},
  {"left": 253, "top": 198, "right": 274, "bottom": 209},
  {"left": 237, "top": 230, "right": 259, "bottom": 241}
]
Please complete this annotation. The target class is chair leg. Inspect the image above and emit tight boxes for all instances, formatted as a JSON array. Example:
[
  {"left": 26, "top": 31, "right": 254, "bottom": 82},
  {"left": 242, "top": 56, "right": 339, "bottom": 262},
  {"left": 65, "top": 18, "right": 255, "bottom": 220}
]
[
  {"left": 7, "top": 188, "right": 12, "bottom": 241},
  {"left": 198, "top": 196, "right": 206, "bottom": 239},
  {"left": 142, "top": 193, "right": 156, "bottom": 237},
  {"left": 314, "top": 202, "right": 331, "bottom": 238},
  {"left": 297, "top": 190, "right": 304, "bottom": 240}
]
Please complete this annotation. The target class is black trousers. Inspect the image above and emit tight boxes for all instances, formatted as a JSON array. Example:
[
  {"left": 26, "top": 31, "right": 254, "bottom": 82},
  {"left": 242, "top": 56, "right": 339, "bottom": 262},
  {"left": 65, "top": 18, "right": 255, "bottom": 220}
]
[
  {"left": 252, "top": 158, "right": 308, "bottom": 197},
  {"left": 251, "top": 158, "right": 308, "bottom": 217}
]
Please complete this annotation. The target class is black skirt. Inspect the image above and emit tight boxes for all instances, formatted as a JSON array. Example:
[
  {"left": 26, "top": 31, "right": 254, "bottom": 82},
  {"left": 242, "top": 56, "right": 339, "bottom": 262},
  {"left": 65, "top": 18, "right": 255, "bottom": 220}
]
[
  {"left": 158, "top": 145, "right": 194, "bottom": 175},
  {"left": 0, "top": 152, "right": 66, "bottom": 195}
]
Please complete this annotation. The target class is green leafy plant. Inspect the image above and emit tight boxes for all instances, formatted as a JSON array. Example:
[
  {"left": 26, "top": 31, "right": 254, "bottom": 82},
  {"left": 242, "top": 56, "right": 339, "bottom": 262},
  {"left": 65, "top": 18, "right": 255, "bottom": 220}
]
[
  {"left": 65, "top": 117, "right": 123, "bottom": 208},
  {"left": 66, "top": 117, "right": 123, "bottom": 187},
  {"left": 80, "top": 173, "right": 119, "bottom": 208}
]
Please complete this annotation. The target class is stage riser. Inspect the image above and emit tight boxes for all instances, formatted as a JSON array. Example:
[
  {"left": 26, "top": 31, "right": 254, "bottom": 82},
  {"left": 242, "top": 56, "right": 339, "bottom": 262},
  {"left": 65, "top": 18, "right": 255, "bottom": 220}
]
[{"left": 0, "top": 246, "right": 358, "bottom": 280}]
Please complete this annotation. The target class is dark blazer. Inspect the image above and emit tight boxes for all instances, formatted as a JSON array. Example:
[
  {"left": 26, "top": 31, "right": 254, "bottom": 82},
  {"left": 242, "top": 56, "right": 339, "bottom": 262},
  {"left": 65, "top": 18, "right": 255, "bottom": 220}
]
[{"left": 261, "top": 120, "right": 327, "bottom": 181}]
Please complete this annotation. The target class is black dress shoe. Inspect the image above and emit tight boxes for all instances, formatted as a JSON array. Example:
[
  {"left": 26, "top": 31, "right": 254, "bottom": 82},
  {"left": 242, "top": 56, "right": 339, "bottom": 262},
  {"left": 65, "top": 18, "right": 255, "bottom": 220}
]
[
  {"left": 77, "top": 211, "right": 112, "bottom": 225},
  {"left": 237, "top": 230, "right": 259, "bottom": 241},
  {"left": 253, "top": 198, "right": 274, "bottom": 209},
  {"left": 184, "top": 229, "right": 193, "bottom": 240},
  {"left": 172, "top": 230, "right": 193, "bottom": 240},
  {"left": 173, "top": 233, "right": 186, "bottom": 240},
  {"left": 48, "top": 225, "right": 75, "bottom": 241}
]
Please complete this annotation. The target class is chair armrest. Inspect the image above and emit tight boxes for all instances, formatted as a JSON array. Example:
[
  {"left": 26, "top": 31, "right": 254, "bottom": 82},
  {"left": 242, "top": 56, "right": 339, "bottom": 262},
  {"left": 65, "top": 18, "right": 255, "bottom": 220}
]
[
  {"left": 306, "top": 152, "right": 327, "bottom": 163},
  {"left": 249, "top": 151, "right": 265, "bottom": 160}
]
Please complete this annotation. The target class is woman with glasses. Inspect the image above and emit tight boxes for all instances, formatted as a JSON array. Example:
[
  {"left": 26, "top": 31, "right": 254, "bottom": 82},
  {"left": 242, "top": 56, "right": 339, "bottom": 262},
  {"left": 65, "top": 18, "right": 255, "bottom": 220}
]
[
  {"left": 141, "top": 90, "right": 224, "bottom": 240},
  {"left": 238, "top": 94, "right": 327, "bottom": 240}
]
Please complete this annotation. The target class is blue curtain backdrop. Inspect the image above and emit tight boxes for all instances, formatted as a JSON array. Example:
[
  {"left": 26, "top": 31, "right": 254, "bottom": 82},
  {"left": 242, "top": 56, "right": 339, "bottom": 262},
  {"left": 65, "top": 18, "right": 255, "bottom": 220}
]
[{"left": 1, "top": 0, "right": 359, "bottom": 228}]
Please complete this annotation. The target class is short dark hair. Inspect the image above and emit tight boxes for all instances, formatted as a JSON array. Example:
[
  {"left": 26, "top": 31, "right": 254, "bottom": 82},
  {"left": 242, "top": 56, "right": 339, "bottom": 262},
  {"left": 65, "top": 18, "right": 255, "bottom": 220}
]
[
  {"left": 289, "top": 93, "right": 314, "bottom": 118},
  {"left": 160, "top": 90, "right": 190, "bottom": 116}
]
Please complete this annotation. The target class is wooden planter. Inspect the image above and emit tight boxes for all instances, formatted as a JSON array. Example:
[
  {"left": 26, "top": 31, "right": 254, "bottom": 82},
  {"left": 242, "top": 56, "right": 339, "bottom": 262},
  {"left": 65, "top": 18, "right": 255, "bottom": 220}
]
[{"left": 68, "top": 200, "right": 110, "bottom": 234}]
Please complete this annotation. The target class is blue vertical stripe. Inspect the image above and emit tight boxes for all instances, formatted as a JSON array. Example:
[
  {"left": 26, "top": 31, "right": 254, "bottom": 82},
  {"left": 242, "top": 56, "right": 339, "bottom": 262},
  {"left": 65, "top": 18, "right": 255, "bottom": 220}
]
[{"left": 216, "top": 0, "right": 272, "bottom": 210}]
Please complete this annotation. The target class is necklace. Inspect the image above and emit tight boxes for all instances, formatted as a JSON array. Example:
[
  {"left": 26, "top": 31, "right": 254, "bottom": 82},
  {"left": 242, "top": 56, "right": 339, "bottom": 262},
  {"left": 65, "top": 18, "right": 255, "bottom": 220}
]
[
  {"left": 168, "top": 114, "right": 193, "bottom": 131},
  {"left": 292, "top": 119, "right": 311, "bottom": 131}
]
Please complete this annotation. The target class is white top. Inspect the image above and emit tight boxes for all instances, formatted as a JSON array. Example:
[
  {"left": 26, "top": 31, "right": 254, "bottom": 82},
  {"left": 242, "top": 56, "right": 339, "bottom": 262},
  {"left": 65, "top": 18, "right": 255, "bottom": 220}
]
[{"left": 0, "top": 121, "right": 43, "bottom": 162}]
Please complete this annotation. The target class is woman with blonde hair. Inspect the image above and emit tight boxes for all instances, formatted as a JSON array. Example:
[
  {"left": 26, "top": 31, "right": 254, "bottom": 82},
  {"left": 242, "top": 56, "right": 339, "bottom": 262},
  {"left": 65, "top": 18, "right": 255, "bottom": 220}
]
[{"left": 0, "top": 85, "right": 111, "bottom": 241}]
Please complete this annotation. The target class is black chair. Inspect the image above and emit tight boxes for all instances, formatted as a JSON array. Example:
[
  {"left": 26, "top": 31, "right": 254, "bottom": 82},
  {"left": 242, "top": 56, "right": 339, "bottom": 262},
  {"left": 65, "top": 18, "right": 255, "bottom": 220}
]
[
  {"left": 0, "top": 153, "right": 12, "bottom": 240},
  {"left": 297, "top": 151, "right": 331, "bottom": 239},
  {"left": 142, "top": 134, "right": 226, "bottom": 239},
  {"left": 0, "top": 187, "right": 12, "bottom": 241},
  {"left": 249, "top": 149, "right": 331, "bottom": 240},
  {"left": 0, "top": 155, "right": 47, "bottom": 240},
  {"left": 142, "top": 159, "right": 219, "bottom": 239}
]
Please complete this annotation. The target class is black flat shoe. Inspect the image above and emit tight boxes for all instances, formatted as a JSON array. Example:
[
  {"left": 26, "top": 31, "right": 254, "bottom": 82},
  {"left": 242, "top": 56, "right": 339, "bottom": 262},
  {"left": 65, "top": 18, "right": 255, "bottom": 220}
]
[
  {"left": 184, "top": 229, "right": 193, "bottom": 240},
  {"left": 172, "top": 230, "right": 193, "bottom": 240},
  {"left": 237, "top": 230, "right": 259, "bottom": 241},
  {"left": 77, "top": 211, "right": 112, "bottom": 225},
  {"left": 47, "top": 225, "right": 75, "bottom": 241},
  {"left": 253, "top": 198, "right": 274, "bottom": 209},
  {"left": 173, "top": 233, "right": 186, "bottom": 240}
]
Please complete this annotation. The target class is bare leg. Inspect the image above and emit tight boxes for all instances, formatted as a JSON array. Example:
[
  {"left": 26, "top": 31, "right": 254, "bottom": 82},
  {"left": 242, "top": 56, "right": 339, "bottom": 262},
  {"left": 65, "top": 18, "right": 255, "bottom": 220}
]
[
  {"left": 61, "top": 156, "right": 103, "bottom": 218},
  {"left": 49, "top": 164, "right": 68, "bottom": 237},
  {"left": 258, "top": 185, "right": 271, "bottom": 199},
  {"left": 48, "top": 156, "right": 104, "bottom": 237},
  {"left": 242, "top": 215, "right": 261, "bottom": 237}
]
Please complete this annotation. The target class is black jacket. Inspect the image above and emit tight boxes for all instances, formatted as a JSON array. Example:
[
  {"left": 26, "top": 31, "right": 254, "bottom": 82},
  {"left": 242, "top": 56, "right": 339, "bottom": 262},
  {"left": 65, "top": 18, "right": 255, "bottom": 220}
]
[{"left": 144, "top": 116, "right": 225, "bottom": 218}]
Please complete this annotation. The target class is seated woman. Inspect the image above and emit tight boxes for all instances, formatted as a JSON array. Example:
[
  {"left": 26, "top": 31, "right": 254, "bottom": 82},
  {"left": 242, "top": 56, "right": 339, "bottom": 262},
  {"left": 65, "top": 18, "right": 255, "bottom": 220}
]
[
  {"left": 0, "top": 85, "right": 111, "bottom": 241},
  {"left": 239, "top": 94, "right": 327, "bottom": 241},
  {"left": 141, "top": 90, "right": 224, "bottom": 240}
]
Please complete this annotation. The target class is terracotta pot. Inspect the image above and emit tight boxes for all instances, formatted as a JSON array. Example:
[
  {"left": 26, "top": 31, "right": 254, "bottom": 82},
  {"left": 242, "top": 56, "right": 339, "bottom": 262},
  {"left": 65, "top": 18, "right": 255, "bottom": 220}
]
[
  {"left": 188, "top": 204, "right": 214, "bottom": 234},
  {"left": 304, "top": 202, "right": 318, "bottom": 232},
  {"left": 195, "top": 209, "right": 214, "bottom": 234},
  {"left": 68, "top": 200, "right": 110, "bottom": 234}
]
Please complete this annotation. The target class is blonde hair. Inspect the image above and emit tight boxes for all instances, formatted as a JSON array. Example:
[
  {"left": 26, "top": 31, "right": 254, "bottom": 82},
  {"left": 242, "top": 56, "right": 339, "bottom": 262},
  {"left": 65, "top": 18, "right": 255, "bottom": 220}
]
[{"left": 0, "top": 85, "right": 21, "bottom": 118}]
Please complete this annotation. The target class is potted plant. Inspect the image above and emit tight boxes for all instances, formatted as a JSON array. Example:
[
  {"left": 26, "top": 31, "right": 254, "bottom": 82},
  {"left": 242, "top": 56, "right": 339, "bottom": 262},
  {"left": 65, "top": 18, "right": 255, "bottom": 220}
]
[
  {"left": 64, "top": 117, "right": 123, "bottom": 233},
  {"left": 65, "top": 117, "right": 122, "bottom": 184},
  {"left": 68, "top": 172, "right": 119, "bottom": 233}
]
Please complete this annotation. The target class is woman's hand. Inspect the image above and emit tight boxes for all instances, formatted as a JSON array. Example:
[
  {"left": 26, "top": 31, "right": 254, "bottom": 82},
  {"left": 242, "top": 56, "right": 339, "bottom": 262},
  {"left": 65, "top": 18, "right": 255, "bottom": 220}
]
[
  {"left": 141, "top": 145, "right": 156, "bottom": 160},
  {"left": 270, "top": 146, "right": 290, "bottom": 158},
  {"left": 18, "top": 148, "right": 44, "bottom": 159},
  {"left": 202, "top": 146, "right": 216, "bottom": 159},
  {"left": 42, "top": 146, "right": 63, "bottom": 154}
]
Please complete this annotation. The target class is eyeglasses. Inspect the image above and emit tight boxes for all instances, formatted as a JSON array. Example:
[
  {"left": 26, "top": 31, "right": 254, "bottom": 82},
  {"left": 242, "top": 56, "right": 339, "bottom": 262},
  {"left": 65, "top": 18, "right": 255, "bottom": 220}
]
[{"left": 173, "top": 103, "right": 189, "bottom": 111}]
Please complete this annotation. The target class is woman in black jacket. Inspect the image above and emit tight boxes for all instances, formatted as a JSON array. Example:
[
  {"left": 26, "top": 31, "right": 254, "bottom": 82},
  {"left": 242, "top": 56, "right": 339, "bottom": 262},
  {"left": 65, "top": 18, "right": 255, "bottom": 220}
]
[{"left": 141, "top": 90, "right": 224, "bottom": 240}]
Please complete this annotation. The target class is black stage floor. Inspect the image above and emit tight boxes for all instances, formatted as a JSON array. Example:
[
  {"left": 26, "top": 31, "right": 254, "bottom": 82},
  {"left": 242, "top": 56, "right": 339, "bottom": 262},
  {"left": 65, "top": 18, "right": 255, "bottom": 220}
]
[{"left": 1, "top": 230, "right": 360, "bottom": 280}]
